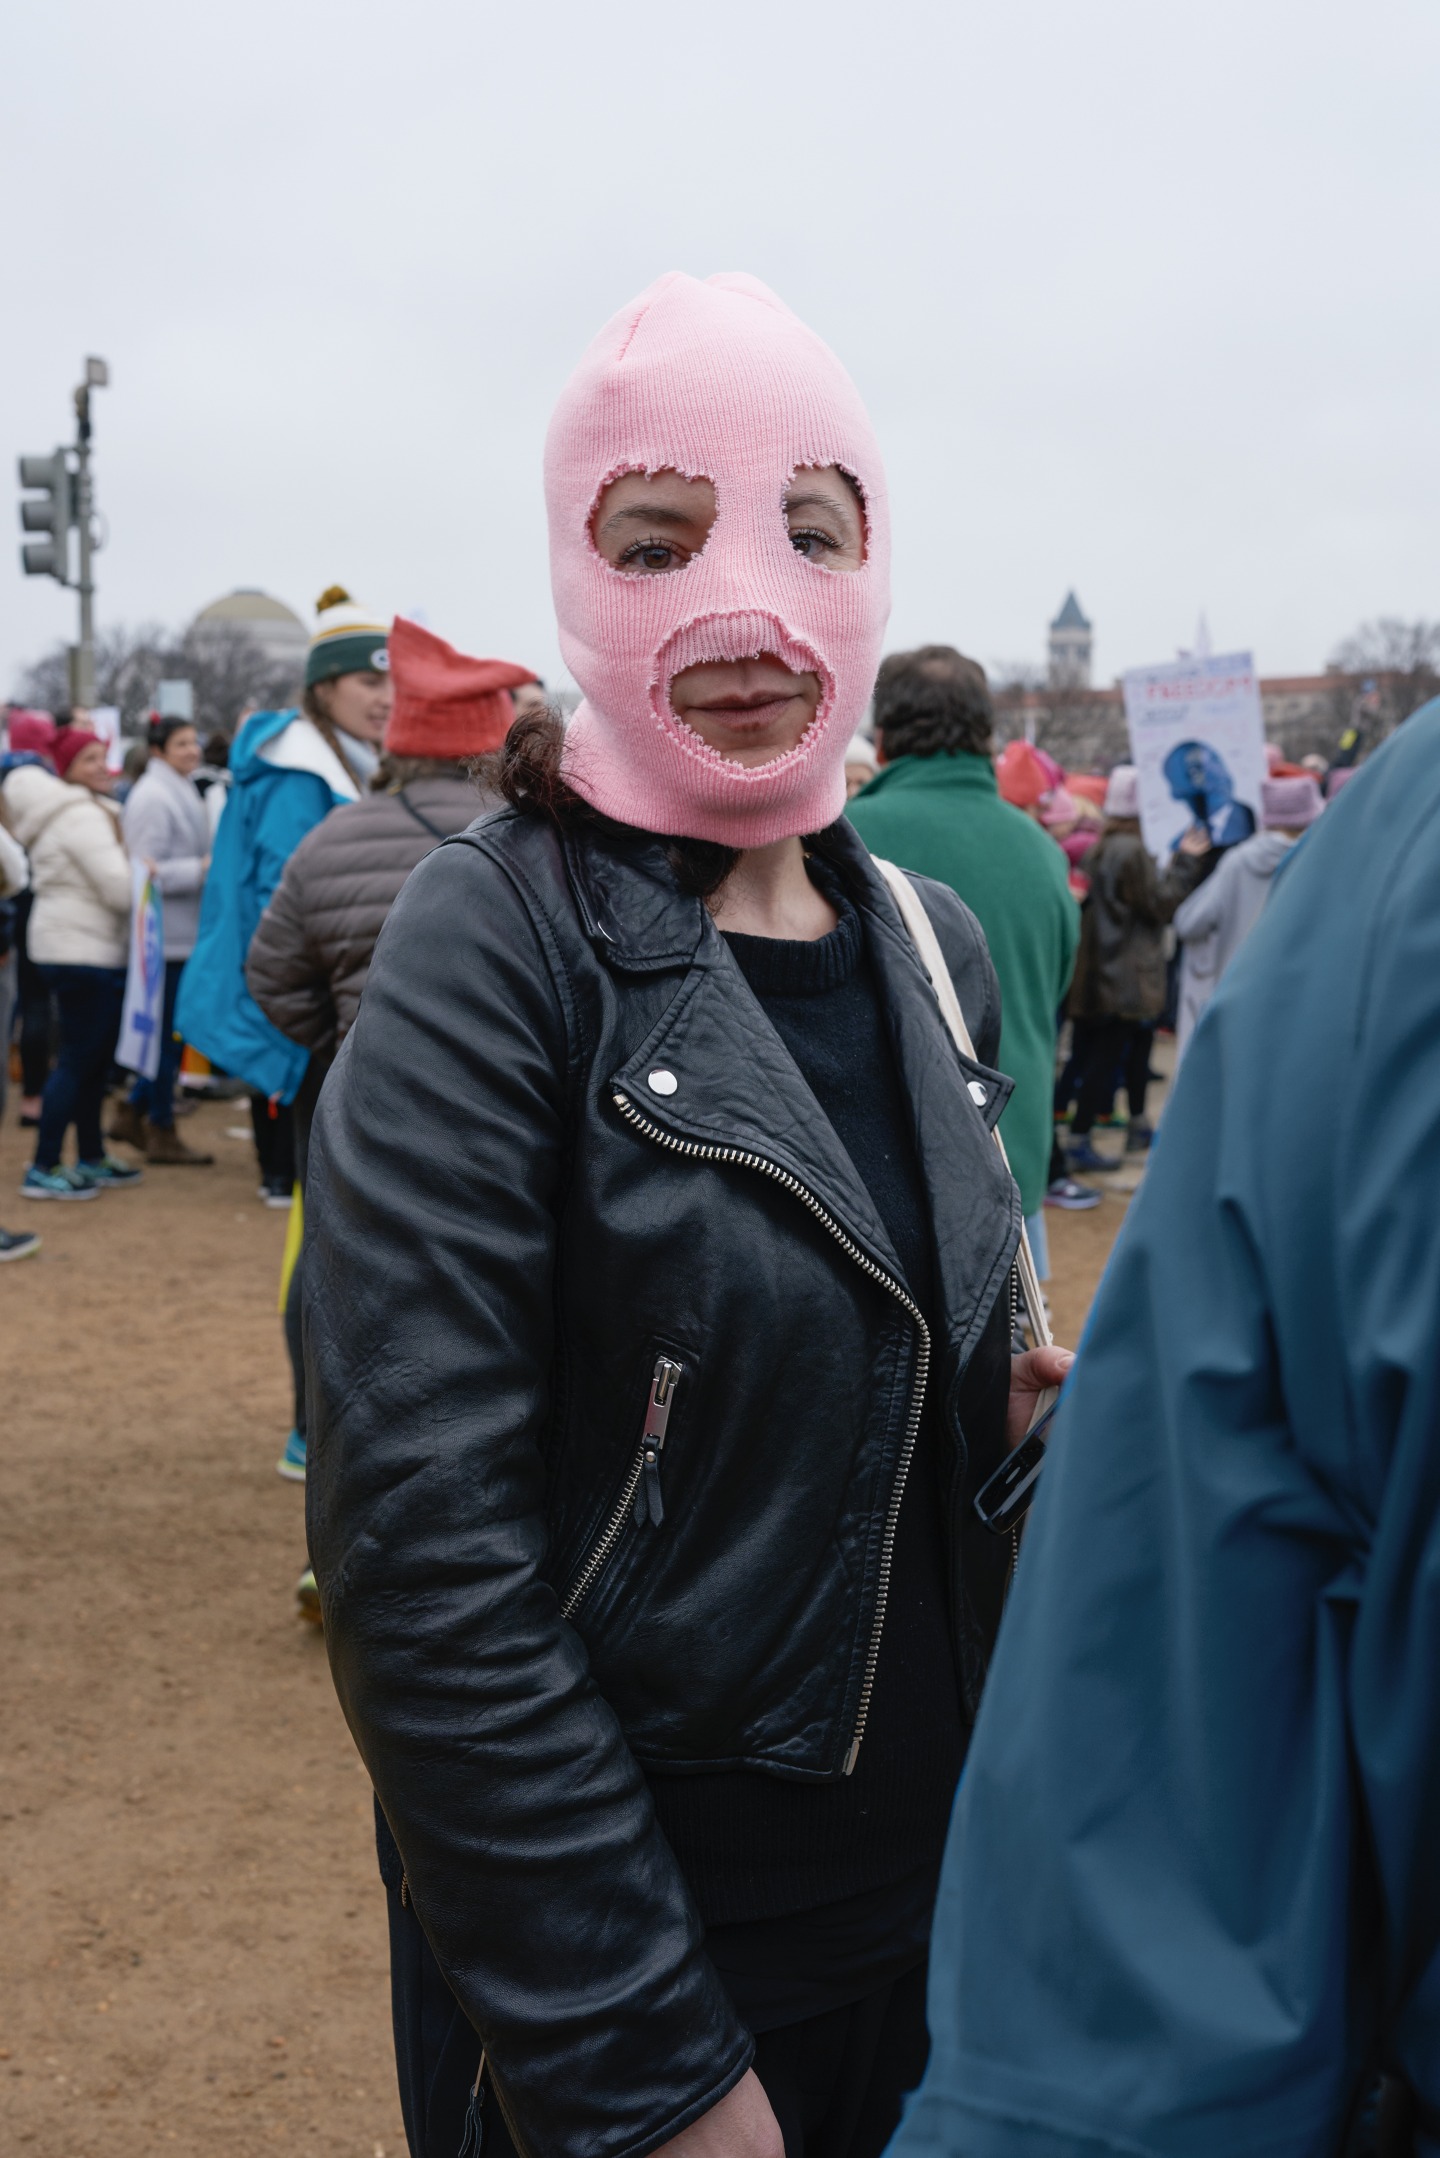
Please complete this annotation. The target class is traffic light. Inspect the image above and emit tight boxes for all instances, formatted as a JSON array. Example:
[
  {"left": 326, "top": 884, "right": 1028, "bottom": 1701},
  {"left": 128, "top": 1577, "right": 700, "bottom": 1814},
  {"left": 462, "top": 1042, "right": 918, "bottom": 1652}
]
[{"left": 17, "top": 450, "right": 73, "bottom": 583}]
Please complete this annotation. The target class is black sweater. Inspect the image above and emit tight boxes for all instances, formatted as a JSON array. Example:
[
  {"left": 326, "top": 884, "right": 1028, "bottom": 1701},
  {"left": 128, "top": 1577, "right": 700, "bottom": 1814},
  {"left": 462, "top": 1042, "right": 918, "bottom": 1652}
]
[{"left": 645, "top": 876, "right": 969, "bottom": 2024}]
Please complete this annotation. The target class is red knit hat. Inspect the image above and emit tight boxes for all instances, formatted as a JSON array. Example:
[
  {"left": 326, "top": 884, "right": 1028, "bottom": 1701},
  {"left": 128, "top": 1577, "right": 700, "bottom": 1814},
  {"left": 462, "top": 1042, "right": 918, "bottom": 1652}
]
[
  {"left": 52, "top": 726, "right": 103, "bottom": 780},
  {"left": 996, "top": 740, "right": 1050, "bottom": 809},
  {"left": 383, "top": 618, "right": 538, "bottom": 758}
]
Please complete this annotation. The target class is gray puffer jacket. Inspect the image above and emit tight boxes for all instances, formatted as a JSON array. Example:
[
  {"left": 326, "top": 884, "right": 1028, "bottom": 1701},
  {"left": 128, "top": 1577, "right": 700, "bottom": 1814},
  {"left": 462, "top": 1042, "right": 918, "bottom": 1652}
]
[{"left": 246, "top": 772, "right": 495, "bottom": 1064}]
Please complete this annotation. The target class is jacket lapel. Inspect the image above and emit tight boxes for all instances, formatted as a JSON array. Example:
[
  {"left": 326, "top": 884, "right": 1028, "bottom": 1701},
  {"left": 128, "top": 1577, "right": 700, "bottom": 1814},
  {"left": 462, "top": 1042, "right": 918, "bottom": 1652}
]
[{"left": 610, "top": 927, "right": 905, "bottom": 1282}]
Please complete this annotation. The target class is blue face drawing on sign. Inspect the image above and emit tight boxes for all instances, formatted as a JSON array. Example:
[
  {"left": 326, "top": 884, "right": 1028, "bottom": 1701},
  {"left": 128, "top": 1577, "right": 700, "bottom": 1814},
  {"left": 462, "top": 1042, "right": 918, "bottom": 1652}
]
[{"left": 1162, "top": 738, "right": 1255, "bottom": 849}]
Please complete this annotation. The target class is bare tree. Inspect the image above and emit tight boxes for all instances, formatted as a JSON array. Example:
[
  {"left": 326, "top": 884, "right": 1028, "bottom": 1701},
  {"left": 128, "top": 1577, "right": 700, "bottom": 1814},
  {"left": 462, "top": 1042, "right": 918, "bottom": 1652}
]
[
  {"left": 1327, "top": 618, "right": 1440, "bottom": 736},
  {"left": 13, "top": 620, "right": 299, "bottom": 743}
]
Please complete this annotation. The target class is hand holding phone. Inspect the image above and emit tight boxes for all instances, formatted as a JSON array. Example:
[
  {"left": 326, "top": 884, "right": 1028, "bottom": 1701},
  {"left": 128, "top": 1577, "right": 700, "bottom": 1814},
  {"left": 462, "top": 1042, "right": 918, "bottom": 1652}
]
[{"left": 974, "top": 1397, "right": 1060, "bottom": 1536}]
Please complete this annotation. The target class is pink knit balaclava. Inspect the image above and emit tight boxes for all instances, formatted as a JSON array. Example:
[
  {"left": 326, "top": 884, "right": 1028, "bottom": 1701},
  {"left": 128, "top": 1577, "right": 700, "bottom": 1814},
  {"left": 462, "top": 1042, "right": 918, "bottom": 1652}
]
[{"left": 546, "top": 272, "right": 891, "bottom": 846}]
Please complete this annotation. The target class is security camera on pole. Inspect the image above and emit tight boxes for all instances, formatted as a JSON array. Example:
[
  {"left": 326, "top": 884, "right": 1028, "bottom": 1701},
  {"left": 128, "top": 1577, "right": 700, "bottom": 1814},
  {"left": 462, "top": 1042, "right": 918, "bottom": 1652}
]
[{"left": 17, "top": 355, "right": 109, "bottom": 706}]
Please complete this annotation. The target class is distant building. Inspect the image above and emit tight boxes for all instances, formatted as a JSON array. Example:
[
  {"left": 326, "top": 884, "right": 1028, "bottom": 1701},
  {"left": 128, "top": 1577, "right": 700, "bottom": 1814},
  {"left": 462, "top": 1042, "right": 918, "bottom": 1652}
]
[
  {"left": 1047, "top": 591, "right": 1092, "bottom": 689},
  {"left": 189, "top": 589, "right": 307, "bottom": 676}
]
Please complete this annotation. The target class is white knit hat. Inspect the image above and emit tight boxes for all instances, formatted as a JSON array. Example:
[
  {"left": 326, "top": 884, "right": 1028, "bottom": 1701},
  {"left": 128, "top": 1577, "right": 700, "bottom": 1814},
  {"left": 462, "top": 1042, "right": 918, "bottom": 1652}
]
[{"left": 1104, "top": 764, "right": 1140, "bottom": 818}]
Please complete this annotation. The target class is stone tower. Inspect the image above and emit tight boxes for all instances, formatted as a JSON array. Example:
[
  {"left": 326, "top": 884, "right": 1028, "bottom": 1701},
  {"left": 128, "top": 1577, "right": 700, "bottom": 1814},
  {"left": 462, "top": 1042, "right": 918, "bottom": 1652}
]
[{"left": 1048, "top": 591, "right": 1092, "bottom": 689}]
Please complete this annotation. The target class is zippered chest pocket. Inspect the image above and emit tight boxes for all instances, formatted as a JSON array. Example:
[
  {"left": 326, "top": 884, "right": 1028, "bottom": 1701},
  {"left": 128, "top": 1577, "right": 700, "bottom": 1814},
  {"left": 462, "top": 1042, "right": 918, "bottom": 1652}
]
[{"left": 561, "top": 1355, "right": 683, "bottom": 1620}]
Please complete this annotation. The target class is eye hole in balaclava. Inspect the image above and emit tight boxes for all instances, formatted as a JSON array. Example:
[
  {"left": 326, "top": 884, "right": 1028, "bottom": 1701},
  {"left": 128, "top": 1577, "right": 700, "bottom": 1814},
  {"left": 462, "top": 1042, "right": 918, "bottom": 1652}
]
[
  {"left": 782, "top": 466, "right": 867, "bottom": 572},
  {"left": 590, "top": 468, "right": 717, "bottom": 575}
]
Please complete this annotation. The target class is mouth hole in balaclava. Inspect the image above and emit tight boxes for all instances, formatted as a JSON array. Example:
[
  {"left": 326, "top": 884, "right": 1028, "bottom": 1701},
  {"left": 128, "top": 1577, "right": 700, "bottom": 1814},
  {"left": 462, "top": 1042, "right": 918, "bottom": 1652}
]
[
  {"left": 783, "top": 466, "right": 868, "bottom": 571},
  {"left": 589, "top": 467, "right": 717, "bottom": 576}
]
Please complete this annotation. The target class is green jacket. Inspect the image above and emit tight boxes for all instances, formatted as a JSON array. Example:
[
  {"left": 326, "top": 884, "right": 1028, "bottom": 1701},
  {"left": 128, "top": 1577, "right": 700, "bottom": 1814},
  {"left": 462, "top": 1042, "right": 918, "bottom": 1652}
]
[{"left": 848, "top": 753, "right": 1078, "bottom": 1216}]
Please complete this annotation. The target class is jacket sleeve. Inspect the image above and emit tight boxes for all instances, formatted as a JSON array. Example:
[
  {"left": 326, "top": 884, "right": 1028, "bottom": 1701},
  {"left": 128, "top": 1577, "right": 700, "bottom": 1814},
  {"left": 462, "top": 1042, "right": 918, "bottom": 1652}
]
[
  {"left": 246, "top": 842, "right": 336, "bottom": 1058},
  {"left": 893, "top": 725, "right": 1440, "bottom": 2158},
  {"left": 70, "top": 804, "right": 132, "bottom": 918},
  {"left": 1173, "top": 849, "right": 1233, "bottom": 942},
  {"left": 0, "top": 822, "right": 28, "bottom": 898},
  {"left": 304, "top": 837, "right": 751, "bottom": 2158}
]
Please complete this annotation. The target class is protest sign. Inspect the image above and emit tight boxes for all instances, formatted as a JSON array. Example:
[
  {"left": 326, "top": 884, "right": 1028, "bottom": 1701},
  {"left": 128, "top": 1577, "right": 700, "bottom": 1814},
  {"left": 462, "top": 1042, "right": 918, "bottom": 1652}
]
[
  {"left": 1121, "top": 651, "right": 1266, "bottom": 857},
  {"left": 89, "top": 704, "right": 124, "bottom": 773},
  {"left": 117, "top": 861, "right": 165, "bottom": 1079}
]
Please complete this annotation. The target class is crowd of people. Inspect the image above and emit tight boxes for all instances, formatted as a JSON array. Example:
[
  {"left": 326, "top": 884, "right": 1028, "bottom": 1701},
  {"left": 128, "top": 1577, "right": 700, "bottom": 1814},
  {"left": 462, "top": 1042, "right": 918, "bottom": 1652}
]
[{"left": 1, "top": 268, "right": 1427, "bottom": 2158}]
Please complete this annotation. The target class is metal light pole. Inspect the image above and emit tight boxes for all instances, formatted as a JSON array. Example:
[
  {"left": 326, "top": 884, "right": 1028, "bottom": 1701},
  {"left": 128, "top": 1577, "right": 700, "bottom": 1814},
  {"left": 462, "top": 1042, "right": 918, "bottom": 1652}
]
[{"left": 69, "top": 357, "right": 108, "bottom": 707}]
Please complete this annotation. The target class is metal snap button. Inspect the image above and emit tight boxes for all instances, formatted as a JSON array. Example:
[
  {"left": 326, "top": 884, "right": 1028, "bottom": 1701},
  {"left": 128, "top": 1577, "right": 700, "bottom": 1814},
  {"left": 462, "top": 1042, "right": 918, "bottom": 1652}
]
[
  {"left": 647, "top": 1069, "right": 679, "bottom": 1097},
  {"left": 968, "top": 1081, "right": 987, "bottom": 1106}
]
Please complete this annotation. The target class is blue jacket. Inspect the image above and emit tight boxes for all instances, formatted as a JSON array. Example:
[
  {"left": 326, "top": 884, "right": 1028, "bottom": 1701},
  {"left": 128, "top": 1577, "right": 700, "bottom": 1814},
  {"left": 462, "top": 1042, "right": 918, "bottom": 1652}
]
[
  {"left": 897, "top": 703, "right": 1440, "bottom": 2157},
  {"left": 175, "top": 709, "right": 359, "bottom": 1101}
]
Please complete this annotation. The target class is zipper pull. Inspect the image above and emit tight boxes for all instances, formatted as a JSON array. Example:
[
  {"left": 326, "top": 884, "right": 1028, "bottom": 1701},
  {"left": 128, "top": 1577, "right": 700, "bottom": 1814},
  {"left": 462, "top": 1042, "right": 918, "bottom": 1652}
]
[{"left": 633, "top": 1356, "right": 682, "bottom": 1528}]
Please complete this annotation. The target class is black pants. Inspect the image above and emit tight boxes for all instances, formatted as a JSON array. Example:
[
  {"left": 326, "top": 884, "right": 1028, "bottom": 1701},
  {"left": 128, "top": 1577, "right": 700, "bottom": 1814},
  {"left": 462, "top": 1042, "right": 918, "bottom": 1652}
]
[
  {"left": 127, "top": 957, "right": 186, "bottom": 1127},
  {"left": 382, "top": 1874, "right": 928, "bottom": 2158},
  {"left": 1069, "top": 1017, "right": 1154, "bottom": 1136},
  {"left": 34, "top": 965, "right": 126, "bottom": 1170},
  {"left": 15, "top": 894, "right": 55, "bottom": 1098},
  {"left": 249, "top": 1090, "right": 295, "bottom": 1188}
]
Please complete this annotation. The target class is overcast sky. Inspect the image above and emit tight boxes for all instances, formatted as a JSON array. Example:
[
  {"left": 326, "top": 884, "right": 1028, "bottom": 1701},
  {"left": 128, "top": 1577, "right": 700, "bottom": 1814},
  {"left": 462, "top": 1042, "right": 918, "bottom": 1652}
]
[{"left": 4, "top": 0, "right": 1436, "bottom": 703}]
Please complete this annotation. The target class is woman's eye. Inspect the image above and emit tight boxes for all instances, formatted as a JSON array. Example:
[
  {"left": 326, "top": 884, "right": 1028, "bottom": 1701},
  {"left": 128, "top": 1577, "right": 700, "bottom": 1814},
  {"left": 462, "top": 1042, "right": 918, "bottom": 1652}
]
[
  {"left": 617, "top": 537, "right": 688, "bottom": 573},
  {"left": 789, "top": 526, "right": 839, "bottom": 560}
]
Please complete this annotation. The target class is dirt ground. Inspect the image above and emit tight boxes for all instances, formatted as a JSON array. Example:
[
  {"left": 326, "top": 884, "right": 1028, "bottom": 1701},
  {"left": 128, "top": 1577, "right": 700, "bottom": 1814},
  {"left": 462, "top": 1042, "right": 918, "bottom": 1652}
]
[{"left": 0, "top": 1083, "right": 1140, "bottom": 2157}]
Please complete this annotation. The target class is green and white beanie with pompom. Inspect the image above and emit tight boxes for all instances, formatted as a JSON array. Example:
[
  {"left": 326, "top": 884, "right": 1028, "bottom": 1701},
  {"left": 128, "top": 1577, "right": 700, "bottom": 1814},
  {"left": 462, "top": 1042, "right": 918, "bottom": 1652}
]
[{"left": 305, "top": 585, "right": 390, "bottom": 687}]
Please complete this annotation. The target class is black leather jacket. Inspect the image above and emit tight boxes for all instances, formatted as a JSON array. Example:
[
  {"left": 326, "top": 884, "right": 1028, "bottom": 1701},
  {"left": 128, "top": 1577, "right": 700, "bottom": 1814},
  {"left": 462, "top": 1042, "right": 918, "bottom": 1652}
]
[{"left": 304, "top": 809, "right": 1022, "bottom": 2158}]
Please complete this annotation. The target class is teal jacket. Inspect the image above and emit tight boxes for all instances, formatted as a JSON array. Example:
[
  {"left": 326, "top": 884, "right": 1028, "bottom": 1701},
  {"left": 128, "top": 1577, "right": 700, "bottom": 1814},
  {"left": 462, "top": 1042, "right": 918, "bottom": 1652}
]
[
  {"left": 848, "top": 754, "right": 1078, "bottom": 1216},
  {"left": 176, "top": 709, "right": 359, "bottom": 1101},
  {"left": 893, "top": 705, "right": 1440, "bottom": 2155}
]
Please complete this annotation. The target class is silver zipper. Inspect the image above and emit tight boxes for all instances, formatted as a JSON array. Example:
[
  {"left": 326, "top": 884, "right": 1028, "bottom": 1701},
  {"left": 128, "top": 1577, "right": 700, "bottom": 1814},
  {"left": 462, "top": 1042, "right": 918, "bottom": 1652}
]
[
  {"left": 607, "top": 1089, "right": 930, "bottom": 1776},
  {"left": 561, "top": 1354, "right": 683, "bottom": 1619}
]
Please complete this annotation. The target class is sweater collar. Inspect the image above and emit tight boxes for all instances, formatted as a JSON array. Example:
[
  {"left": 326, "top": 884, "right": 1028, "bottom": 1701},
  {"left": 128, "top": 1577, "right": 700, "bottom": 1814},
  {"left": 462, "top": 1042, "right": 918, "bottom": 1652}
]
[{"left": 857, "top": 751, "right": 998, "bottom": 798}]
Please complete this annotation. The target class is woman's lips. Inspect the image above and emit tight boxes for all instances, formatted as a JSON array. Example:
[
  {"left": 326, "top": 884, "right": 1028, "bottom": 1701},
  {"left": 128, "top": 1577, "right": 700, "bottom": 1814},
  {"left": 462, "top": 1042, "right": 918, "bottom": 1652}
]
[{"left": 681, "top": 696, "right": 802, "bottom": 728}]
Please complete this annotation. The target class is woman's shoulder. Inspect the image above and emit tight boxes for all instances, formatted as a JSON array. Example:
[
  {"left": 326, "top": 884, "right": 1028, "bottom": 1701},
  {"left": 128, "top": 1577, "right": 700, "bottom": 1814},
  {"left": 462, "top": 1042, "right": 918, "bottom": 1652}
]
[{"left": 383, "top": 806, "right": 570, "bottom": 937}]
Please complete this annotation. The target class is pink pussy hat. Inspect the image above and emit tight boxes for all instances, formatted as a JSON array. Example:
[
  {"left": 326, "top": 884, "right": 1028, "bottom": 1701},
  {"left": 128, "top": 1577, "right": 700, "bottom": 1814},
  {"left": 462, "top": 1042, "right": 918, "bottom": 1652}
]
[{"left": 545, "top": 272, "right": 891, "bottom": 847}]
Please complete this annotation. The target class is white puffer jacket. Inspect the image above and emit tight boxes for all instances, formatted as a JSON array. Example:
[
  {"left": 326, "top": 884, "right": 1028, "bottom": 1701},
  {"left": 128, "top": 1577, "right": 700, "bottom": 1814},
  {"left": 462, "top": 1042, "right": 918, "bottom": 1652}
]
[{"left": 1, "top": 764, "right": 131, "bottom": 967}]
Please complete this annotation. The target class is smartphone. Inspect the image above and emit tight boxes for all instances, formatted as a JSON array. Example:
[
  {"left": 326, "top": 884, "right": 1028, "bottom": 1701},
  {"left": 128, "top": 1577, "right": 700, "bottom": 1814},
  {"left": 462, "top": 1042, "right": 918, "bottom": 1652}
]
[{"left": 973, "top": 1397, "right": 1060, "bottom": 1536}]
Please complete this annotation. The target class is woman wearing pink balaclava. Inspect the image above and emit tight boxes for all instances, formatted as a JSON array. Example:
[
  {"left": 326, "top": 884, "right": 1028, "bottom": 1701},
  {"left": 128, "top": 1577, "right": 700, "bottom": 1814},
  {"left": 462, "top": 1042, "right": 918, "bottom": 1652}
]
[{"left": 304, "top": 274, "right": 1071, "bottom": 2158}]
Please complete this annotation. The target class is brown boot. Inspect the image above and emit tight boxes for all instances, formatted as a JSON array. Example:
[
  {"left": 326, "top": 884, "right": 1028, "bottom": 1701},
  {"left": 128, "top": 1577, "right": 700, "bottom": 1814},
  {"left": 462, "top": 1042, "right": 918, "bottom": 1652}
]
[
  {"left": 145, "top": 1123, "right": 214, "bottom": 1166},
  {"left": 108, "top": 1098, "right": 149, "bottom": 1150}
]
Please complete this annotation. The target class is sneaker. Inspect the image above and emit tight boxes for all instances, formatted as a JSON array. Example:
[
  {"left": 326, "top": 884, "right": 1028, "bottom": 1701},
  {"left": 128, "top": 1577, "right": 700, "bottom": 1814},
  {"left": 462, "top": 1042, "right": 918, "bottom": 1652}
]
[
  {"left": 1045, "top": 1176, "right": 1103, "bottom": 1211},
  {"left": 1066, "top": 1137, "right": 1120, "bottom": 1174},
  {"left": 296, "top": 1567, "right": 322, "bottom": 1626},
  {"left": 74, "top": 1155, "right": 144, "bottom": 1189},
  {"left": 260, "top": 1177, "right": 293, "bottom": 1209},
  {"left": 1125, "top": 1119, "right": 1154, "bottom": 1155},
  {"left": 21, "top": 1164, "right": 99, "bottom": 1202},
  {"left": 0, "top": 1226, "right": 42, "bottom": 1260},
  {"left": 277, "top": 1429, "right": 307, "bottom": 1482},
  {"left": 107, "top": 1099, "right": 149, "bottom": 1150}
]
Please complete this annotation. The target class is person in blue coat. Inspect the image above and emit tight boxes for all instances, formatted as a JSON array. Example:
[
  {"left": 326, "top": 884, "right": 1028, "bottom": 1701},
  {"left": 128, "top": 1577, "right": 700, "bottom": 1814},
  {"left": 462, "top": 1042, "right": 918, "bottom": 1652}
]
[
  {"left": 176, "top": 588, "right": 392, "bottom": 1136},
  {"left": 176, "top": 588, "right": 391, "bottom": 1485},
  {"left": 895, "top": 703, "right": 1440, "bottom": 2157}
]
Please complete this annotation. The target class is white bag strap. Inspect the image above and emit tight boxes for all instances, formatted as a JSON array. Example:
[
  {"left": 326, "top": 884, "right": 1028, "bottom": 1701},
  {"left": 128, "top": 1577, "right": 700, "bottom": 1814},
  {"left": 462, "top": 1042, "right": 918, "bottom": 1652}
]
[{"left": 873, "top": 857, "right": 1053, "bottom": 1352}]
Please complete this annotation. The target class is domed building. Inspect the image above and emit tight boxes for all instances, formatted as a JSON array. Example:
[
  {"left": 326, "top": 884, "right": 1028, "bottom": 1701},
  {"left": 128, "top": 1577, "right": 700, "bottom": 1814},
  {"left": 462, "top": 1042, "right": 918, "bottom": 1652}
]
[{"left": 189, "top": 589, "right": 308, "bottom": 675}]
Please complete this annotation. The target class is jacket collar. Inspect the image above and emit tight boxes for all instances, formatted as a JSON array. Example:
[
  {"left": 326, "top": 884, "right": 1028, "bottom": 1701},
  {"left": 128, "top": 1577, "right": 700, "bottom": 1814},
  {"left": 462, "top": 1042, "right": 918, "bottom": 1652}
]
[
  {"left": 855, "top": 750, "right": 999, "bottom": 800},
  {"left": 250, "top": 713, "right": 360, "bottom": 803},
  {"left": 596, "top": 819, "right": 1019, "bottom": 1356}
]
